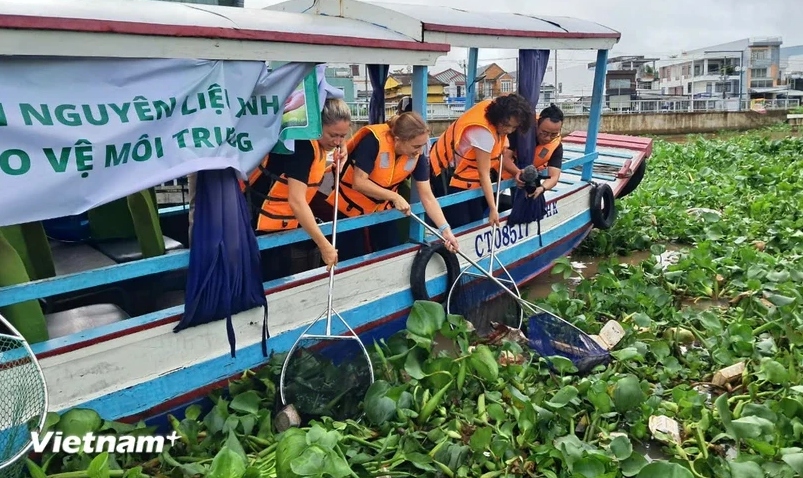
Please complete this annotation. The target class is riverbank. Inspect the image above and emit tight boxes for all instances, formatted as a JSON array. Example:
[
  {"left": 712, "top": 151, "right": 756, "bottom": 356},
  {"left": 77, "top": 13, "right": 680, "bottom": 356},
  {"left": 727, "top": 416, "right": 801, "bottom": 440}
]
[{"left": 352, "top": 109, "right": 792, "bottom": 137}]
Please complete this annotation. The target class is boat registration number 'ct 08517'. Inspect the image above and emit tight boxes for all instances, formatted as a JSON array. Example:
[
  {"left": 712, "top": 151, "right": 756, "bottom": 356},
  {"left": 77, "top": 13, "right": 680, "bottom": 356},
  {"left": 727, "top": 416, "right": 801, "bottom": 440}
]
[{"left": 473, "top": 202, "right": 557, "bottom": 257}]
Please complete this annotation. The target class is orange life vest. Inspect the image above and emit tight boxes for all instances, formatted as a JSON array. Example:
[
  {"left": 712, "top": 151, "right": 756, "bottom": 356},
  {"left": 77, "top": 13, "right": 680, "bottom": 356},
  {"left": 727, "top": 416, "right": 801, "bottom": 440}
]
[
  {"left": 327, "top": 124, "right": 418, "bottom": 217},
  {"left": 244, "top": 140, "right": 328, "bottom": 232},
  {"left": 532, "top": 136, "right": 562, "bottom": 171},
  {"left": 428, "top": 100, "right": 508, "bottom": 190}
]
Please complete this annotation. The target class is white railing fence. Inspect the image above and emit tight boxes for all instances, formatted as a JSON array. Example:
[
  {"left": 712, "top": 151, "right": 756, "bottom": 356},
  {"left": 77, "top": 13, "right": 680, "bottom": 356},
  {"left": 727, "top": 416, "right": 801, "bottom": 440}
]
[{"left": 346, "top": 98, "right": 800, "bottom": 121}]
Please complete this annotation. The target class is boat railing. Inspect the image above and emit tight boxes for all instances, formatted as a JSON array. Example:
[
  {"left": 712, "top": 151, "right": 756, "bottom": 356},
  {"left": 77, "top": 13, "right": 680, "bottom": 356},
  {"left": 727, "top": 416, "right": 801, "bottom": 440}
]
[
  {"left": 0, "top": 177, "right": 517, "bottom": 312},
  {"left": 0, "top": 139, "right": 601, "bottom": 350}
]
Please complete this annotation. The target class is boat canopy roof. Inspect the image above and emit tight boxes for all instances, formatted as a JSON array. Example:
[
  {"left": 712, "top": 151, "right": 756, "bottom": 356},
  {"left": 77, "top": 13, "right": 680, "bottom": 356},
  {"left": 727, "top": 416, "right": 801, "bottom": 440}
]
[
  {"left": 266, "top": 0, "right": 621, "bottom": 51},
  {"left": 0, "top": 0, "right": 449, "bottom": 64}
]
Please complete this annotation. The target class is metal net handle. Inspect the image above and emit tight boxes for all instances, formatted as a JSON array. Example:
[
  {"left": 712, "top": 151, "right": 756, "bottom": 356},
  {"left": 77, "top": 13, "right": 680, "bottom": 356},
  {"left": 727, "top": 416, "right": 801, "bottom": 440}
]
[{"left": 0, "top": 314, "right": 49, "bottom": 471}]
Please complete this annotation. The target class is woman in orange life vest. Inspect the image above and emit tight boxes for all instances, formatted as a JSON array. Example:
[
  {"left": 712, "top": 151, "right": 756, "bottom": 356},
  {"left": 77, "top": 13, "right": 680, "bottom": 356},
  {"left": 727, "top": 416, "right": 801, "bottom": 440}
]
[
  {"left": 502, "top": 104, "right": 565, "bottom": 197},
  {"left": 429, "top": 94, "right": 534, "bottom": 229},
  {"left": 243, "top": 98, "right": 351, "bottom": 280},
  {"left": 325, "top": 111, "right": 460, "bottom": 262}
]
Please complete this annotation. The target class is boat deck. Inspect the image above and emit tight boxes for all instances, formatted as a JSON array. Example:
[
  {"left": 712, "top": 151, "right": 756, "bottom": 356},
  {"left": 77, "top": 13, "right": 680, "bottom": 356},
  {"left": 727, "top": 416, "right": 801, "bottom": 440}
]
[{"left": 560, "top": 132, "right": 652, "bottom": 196}]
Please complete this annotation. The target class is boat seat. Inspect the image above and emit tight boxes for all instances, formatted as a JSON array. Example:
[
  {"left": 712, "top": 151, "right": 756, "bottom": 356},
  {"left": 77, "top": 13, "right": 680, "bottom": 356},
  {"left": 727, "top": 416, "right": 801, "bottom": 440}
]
[
  {"left": 49, "top": 239, "right": 117, "bottom": 275},
  {"left": 94, "top": 236, "right": 184, "bottom": 264},
  {"left": 45, "top": 303, "right": 129, "bottom": 340},
  {"left": 0, "top": 230, "right": 130, "bottom": 344},
  {"left": 89, "top": 188, "right": 185, "bottom": 264}
]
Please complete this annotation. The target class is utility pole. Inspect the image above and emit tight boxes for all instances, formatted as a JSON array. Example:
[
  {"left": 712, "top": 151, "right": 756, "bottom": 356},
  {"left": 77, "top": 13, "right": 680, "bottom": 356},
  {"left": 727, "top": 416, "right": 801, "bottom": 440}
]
[
  {"left": 705, "top": 49, "right": 745, "bottom": 111},
  {"left": 554, "top": 50, "right": 559, "bottom": 103}
]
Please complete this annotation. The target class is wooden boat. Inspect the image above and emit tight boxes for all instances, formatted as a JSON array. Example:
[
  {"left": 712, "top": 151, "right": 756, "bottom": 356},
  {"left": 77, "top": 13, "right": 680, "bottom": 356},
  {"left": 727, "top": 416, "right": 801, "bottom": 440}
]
[{"left": 0, "top": 0, "right": 650, "bottom": 424}]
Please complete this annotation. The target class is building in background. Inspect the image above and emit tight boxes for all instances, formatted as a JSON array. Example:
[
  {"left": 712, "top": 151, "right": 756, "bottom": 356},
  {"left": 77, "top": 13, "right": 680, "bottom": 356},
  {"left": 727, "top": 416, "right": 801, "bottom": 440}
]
[
  {"left": 659, "top": 37, "right": 786, "bottom": 102},
  {"left": 324, "top": 66, "right": 356, "bottom": 102},
  {"left": 474, "top": 63, "right": 514, "bottom": 100},
  {"left": 384, "top": 71, "right": 447, "bottom": 104}
]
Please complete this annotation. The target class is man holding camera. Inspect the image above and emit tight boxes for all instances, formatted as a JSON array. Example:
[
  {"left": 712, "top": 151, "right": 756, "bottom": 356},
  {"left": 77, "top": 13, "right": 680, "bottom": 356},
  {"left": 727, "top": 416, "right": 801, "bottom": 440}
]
[{"left": 502, "top": 103, "right": 564, "bottom": 198}]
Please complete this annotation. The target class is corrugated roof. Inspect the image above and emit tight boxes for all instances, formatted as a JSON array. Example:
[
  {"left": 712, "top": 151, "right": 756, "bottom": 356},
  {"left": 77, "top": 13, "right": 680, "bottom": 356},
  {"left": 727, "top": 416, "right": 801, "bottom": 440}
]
[
  {"left": 388, "top": 72, "right": 447, "bottom": 86},
  {"left": 433, "top": 68, "right": 465, "bottom": 84}
]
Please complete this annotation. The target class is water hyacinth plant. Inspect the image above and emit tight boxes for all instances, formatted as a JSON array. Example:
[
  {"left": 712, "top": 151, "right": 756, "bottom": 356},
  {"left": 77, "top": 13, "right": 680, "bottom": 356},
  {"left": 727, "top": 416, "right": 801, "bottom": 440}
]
[{"left": 26, "top": 128, "right": 803, "bottom": 477}]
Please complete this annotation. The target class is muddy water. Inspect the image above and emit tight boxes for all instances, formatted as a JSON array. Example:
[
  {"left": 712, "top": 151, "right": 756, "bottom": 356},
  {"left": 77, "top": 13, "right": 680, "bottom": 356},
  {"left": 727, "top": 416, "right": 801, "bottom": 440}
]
[{"left": 523, "top": 246, "right": 683, "bottom": 301}]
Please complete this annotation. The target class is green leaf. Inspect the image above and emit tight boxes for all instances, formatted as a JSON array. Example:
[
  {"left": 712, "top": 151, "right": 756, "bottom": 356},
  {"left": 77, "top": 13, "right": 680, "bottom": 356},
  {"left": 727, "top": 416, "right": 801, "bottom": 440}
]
[
  {"left": 547, "top": 355, "right": 578, "bottom": 374},
  {"left": 291, "top": 445, "right": 328, "bottom": 476},
  {"left": 208, "top": 446, "right": 248, "bottom": 478},
  {"left": 56, "top": 408, "right": 103, "bottom": 437},
  {"left": 405, "top": 452, "right": 437, "bottom": 472},
  {"left": 25, "top": 459, "right": 48, "bottom": 478},
  {"left": 545, "top": 386, "right": 578, "bottom": 408},
  {"left": 404, "top": 347, "right": 427, "bottom": 380},
  {"left": 469, "top": 427, "right": 493, "bottom": 452},
  {"left": 468, "top": 345, "right": 498, "bottom": 382},
  {"left": 306, "top": 425, "right": 339, "bottom": 450},
  {"left": 764, "top": 292, "right": 796, "bottom": 307},
  {"left": 611, "top": 347, "right": 643, "bottom": 362},
  {"left": 757, "top": 358, "right": 789, "bottom": 385},
  {"left": 573, "top": 456, "right": 606, "bottom": 477},
  {"left": 620, "top": 453, "right": 648, "bottom": 477},
  {"left": 407, "top": 301, "right": 446, "bottom": 339},
  {"left": 610, "top": 435, "right": 633, "bottom": 461},
  {"left": 728, "top": 460, "right": 765, "bottom": 478},
  {"left": 229, "top": 390, "right": 261, "bottom": 415},
  {"left": 731, "top": 416, "right": 775, "bottom": 440},
  {"left": 364, "top": 381, "right": 398, "bottom": 426},
  {"left": 612, "top": 375, "right": 644, "bottom": 413},
  {"left": 87, "top": 452, "right": 110, "bottom": 478},
  {"left": 636, "top": 462, "right": 693, "bottom": 478},
  {"left": 781, "top": 452, "right": 803, "bottom": 474},
  {"left": 184, "top": 404, "right": 202, "bottom": 421}
]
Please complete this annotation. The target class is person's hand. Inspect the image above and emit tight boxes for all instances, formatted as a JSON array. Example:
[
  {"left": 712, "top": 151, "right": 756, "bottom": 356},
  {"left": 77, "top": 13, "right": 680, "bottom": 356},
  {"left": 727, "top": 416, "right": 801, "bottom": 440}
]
[
  {"left": 321, "top": 242, "right": 338, "bottom": 271},
  {"left": 514, "top": 169, "right": 525, "bottom": 188},
  {"left": 391, "top": 194, "right": 411, "bottom": 215},
  {"left": 488, "top": 209, "right": 500, "bottom": 227},
  {"left": 527, "top": 186, "right": 545, "bottom": 199},
  {"left": 333, "top": 146, "right": 347, "bottom": 174},
  {"left": 442, "top": 228, "right": 459, "bottom": 253}
]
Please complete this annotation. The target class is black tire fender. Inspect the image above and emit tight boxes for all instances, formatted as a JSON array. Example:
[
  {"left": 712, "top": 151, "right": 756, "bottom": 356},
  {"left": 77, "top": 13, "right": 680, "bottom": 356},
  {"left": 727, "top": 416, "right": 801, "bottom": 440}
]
[
  {"left": 590, "top": 183, "right": 617, "bottom": 230},
  {"left": 617, "top": 159, "right": 647, "bottom": 198},
  {"left": 410, "top": 243, "right": 460, "bottom": 303}
]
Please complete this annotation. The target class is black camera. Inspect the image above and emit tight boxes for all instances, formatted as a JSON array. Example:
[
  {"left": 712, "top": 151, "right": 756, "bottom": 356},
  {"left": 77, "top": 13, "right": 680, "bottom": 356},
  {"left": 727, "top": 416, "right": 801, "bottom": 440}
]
[{"left": 520, "top": 165, "right": 541, "bottom": 195}]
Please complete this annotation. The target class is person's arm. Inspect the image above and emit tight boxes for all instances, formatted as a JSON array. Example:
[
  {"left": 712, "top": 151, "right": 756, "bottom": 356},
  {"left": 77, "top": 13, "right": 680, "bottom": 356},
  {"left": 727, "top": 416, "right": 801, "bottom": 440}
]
[
  {"left": 287, "top": 178, "right": 332, "bottom": 252},
  {"left": 351, "top": 135, "right": 410, "bottom": 212},
  {"left": 531, "top": 144, "right": 563, "bottom": 198},
  {"left": 414, "top": 179, "right": 459, "bottom": 252},
  {"left": 463, "top": 126, "right": 501, "bottom": 225},
  {"left": 475, "top": 149, "right": 497, "bottom": 209},
  {"left": 280, "top": 141, "right": 337, "bottom": 267}
]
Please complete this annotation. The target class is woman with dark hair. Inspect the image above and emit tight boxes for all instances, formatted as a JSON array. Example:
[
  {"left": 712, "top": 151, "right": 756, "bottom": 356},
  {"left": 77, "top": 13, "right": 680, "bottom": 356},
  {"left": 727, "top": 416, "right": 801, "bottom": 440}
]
[{"left": 429, "top": 93, "right": 533, "bottom": 228}]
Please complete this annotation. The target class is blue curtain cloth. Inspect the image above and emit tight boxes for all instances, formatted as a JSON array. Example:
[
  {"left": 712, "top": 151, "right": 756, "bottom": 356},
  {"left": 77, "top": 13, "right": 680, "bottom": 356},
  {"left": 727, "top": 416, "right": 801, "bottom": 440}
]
[
  {"left": 514, "top": 50, "right": 551, "bottom": 170},
  {"left": 174, "top": 168, "right": 269, "bottom": 358},
  {"left": 367, "top": 64, "right": 389, "bottom": 125}
]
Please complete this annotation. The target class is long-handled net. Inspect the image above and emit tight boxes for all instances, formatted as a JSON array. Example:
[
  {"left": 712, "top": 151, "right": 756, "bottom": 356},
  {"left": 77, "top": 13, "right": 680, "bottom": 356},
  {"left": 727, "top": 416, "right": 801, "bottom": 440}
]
[
  {"left": 0, "top": 314, "right": 48, "bottom": 478},
  {"left": 277, "top": 149, "right": 375, "bottom": 427},
  {"left": 445, "top": 159, "right": 524, "bottom": 336},
  {"left": 409, "top": 214, "right": 610, "bottom": 374}
]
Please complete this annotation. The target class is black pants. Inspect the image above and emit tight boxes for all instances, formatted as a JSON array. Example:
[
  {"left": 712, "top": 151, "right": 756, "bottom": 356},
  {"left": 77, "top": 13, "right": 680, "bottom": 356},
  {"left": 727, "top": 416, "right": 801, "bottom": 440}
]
[
  {"left": 442, "top": 185, "right": 488, "bottom": 229},
  {"left": 336, "top": 214, "right": 401, "bottom": 262}
]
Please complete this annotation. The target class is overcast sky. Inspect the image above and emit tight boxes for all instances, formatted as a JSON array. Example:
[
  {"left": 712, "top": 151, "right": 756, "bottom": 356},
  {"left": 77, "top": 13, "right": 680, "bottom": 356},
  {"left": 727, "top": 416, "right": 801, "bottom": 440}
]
[
  {"left": 247, "top": 0, "right": 803, "bottom": 92},
  {"left": 248, "top": 0, "right": 803, "bottom": 62}
]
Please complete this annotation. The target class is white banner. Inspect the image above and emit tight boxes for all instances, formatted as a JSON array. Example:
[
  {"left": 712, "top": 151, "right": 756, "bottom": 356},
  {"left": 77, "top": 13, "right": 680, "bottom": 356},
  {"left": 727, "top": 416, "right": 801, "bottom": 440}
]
[{"left": 0, "top": 58, "right": 316, "bottom": 227}]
